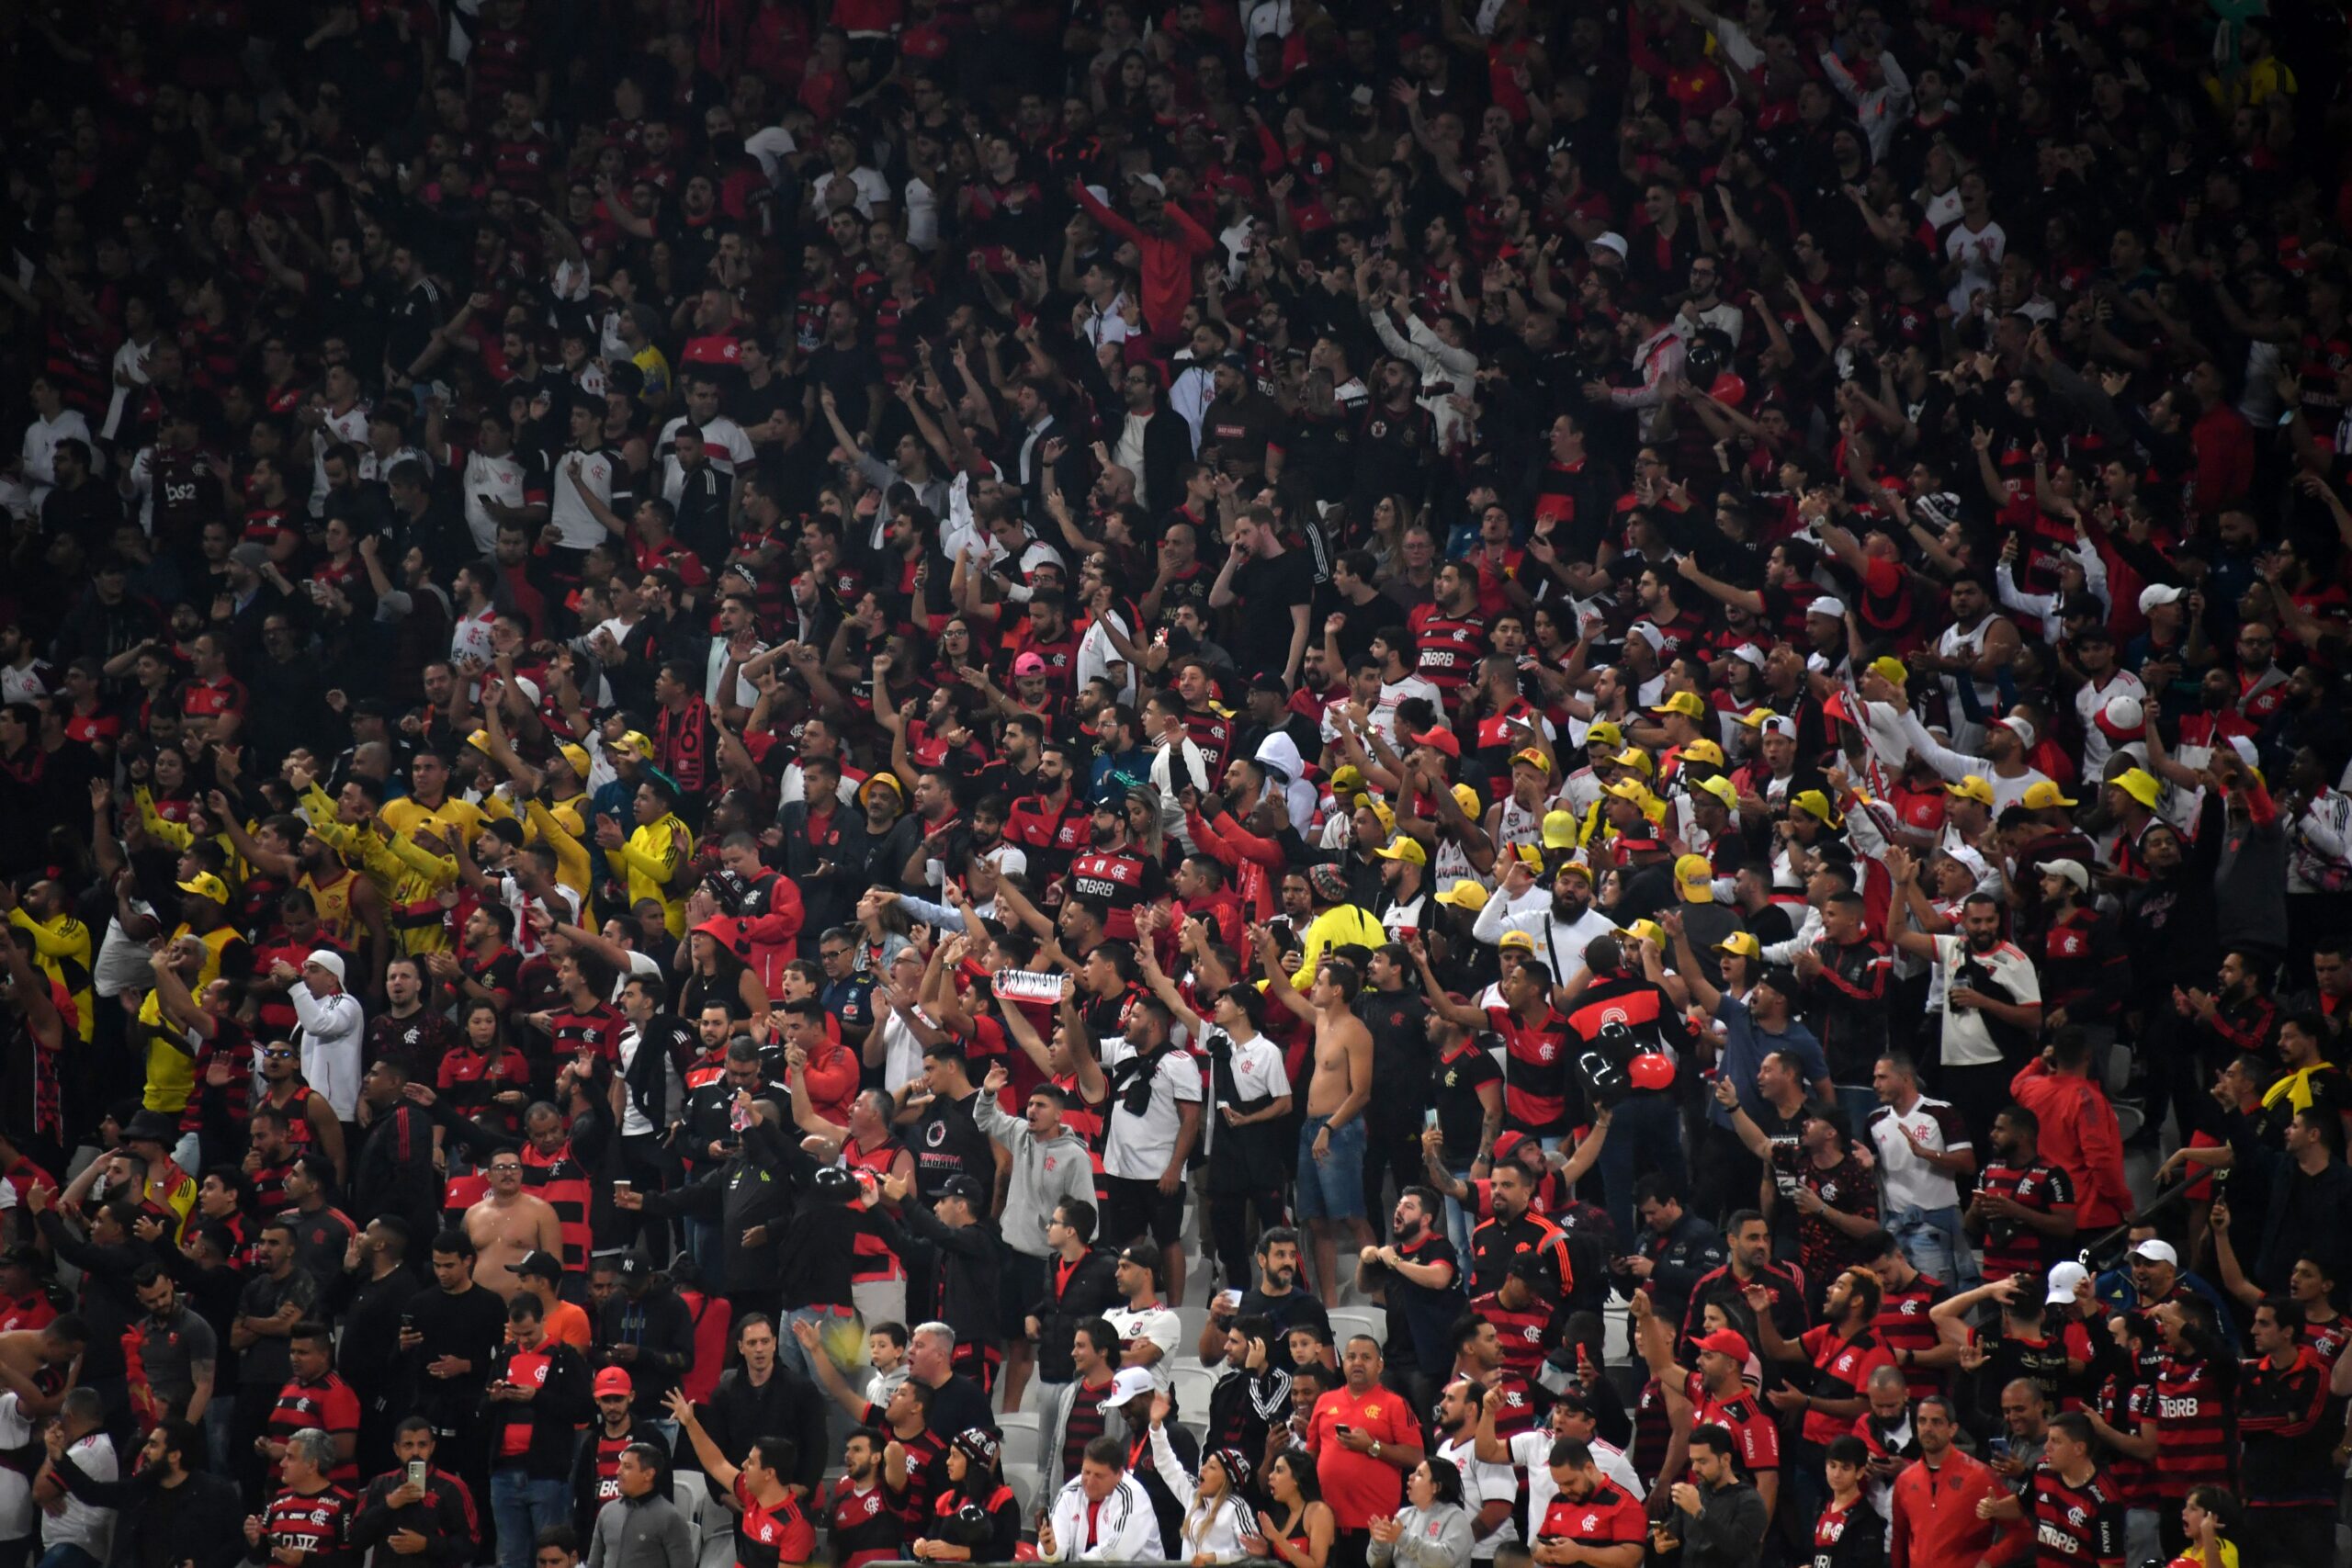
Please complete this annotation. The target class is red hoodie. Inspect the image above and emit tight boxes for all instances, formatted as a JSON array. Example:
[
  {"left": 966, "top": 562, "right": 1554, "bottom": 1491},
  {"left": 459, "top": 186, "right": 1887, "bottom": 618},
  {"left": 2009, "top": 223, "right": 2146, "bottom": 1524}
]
[
  {"left": 1890, "top": 1448, "right": 2027, "bottom": 1568},
  {"left": 1072, "top": 181, "right": 1216, "bottom": 345}
]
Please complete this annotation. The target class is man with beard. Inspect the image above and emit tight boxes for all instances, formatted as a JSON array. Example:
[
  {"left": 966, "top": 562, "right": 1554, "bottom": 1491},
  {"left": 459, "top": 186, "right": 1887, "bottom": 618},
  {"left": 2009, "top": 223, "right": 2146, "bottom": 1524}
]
[
  {"left": 1529, "top": 1437, "right": 1648, "bottom": 1568},
  {"left": 1634, "top": 1290, "right": 1781, "bottom": 1527},
  {"left": 1062, "top": 792, "right": 1167, "bottom": 943},
  {"left": 1471, "top": 858, "right": 1616, "bottom": 986},
  {"left": 1748, "top": 1267, "right": 1896, "bottom": 1530},
  {"left": 1351, "top": 942, "right": 1431, "bottom": 1229},
  {"left": 1888, "top": 1394, "right": 2021, "bottom": 1566},
  {"left": 1425, "top": 1377, "right": 1518, "bottom": 1562},
  {"left": 1203, "top": 1228, "right": 1328, "bottom": 1372},
  {"left": 1350, "top": 357, "right": 1439, "bottom": 525},
  {"left": 1964, "top": 1105, "right": 2077, "bottom": 1285},
  {"left": 1888, "top": 878, "right": 2042, "bottom": 1148},
  {"left": 364, "top": 957, "right": 458, "bottom": 1084},
  {"left": 822, "top": 1425, "right": 907, "bottom": 1568}
]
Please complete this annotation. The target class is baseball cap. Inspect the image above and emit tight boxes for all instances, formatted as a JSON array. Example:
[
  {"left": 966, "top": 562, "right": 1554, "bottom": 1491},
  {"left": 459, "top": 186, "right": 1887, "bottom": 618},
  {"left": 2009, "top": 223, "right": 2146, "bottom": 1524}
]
[
  {"left": 2110, "top": 768, "right": 2161, "bottom": 808},
  {"left": 176, "top": 873, "right": 230, "bottom": 904},
  {"left": 1756, "top": 715, "right": 1797, "bottom": 741},
  {"left": 2021, "top": 780, "right": 2077, "bottom": 810},
  {"left": 1109, "top": 1366, "right": 1157, "bottom": 1404},
  {"left": 1650, "top": 691, "right": 1706, "bottom": 720},
  {"left": 1944, "top": 774, "right": 1996, "bottom": 806},
  {"left": 1411, "top": 727, "right": 1462, "bottom": 760},
  {"left": 2138, "top": 583, "right": 2187, "bottom": 614},
  {"left": 1434, "top": 880, "right": 1488, "bottom": 911},
  {"left": 1694, "top": 775, "right": 1739, "bottom": 811},
  {"left": 1867, "top": 655, "right": 1910, "bottom": 685},
  {"left": 939, "top": 1175, "right": 989, "bottom": 1206},
  {"left": 1679, "top": 738, "right": 1726, "bottom": 768},
  {"left": 594, "top": 1367, "right": 634, "bottom": 1398},
  {"left": 1674, "top": 853, "right": 1715, "bottom": 903},
  {"left": 1510, "top": 748, "right": 1553, "bottom": 776},
  {"left": 1451, "top": 783, "right": 1482, "bottom": 819},
  {"left": 1373, "top": 836, "right": 1426, "bottom": 865},
  {"left": 2131, "top": 1239, "right": 2178, "bottom": 1267},
  {"left": 1554, "top": 859, "right": 1594, "bottom": 882},
  {"left": 1693, "top": 1329, "right": 1751, "bottom": 1363},
  {"left": 1541, "top": 809, "right": 1578, "bottom": 849},
  {"left": 1611, "top": 747, "right": 1657, "bottom": 778},
  {"left": 1498, "top": 931, "right": 1537, "bottom": 953},
  {"left": 1589, "top": 231, "right": 1629, "bottom": 261},
  {"left": 556, "top": 742, "right": 593, "bottom": 778},
  {"left": 303, "top": 950, "right": 347, "bottom": 985},
  {"left": 2044, "top": 1261, "right": 2090, "bottom": 1305},
  {"left": 1012, "top": 652, "right": 1047, "bottom": 677},
  {"left": 1806, "top": 595, "right": 1848, "bottom": 619},
  {"left": 1714, "top": 931, "right": 1762, "bottom": 959},
  {"left": 505, "top": 1250, "right": 564, "bottom": 1280},
  {"left": 1790, "top": 789, "right": 1841, "bottom": 826},
  {"left": 1995, "top": 716, "right": 2038, "bottom": 749},
  {"left": 1728, "top": 644, "right": 1767, "bottom": 669},
  {"left": 1583, "top": 721, "right": 1624, "bottom": 750},
  {"left": 2043, "top": 858, "right": 2090, "bottom": 892},
  {"left": 1330, "top": 764, "right": 1367, "bottom": 797},
  {"left": 2096, "top": 694, "right": 2146, "bottom": 740}
]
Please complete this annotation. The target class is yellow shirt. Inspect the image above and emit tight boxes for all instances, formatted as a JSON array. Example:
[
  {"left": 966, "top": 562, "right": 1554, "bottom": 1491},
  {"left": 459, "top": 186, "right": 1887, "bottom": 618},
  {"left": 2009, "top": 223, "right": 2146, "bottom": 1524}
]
[
  {"left": 615, "top": 813, "right": 694, "bottom": 936},
  {"left": 1295, "top": 902, "right": 1387, "bottom": 985},
  {"left": 379, "top": 793, "right": 491, "bottom": 851},
  {"left": 525, "top": 797, "right": 594, "bottom": 900},
  {"left": 8, "top": 908, "right": 93, "bottom": 1043}
]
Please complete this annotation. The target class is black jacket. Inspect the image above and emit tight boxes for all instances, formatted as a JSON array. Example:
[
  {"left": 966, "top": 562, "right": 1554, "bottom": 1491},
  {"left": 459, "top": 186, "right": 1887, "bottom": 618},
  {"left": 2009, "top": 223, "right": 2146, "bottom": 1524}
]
[
  {"left": 1030, "top": 1247, "right": 1122, "bottom": 1384},
  {"left": 51, "top": 1450, "right": 246, "bottom": 1568},
  {"left": 874, "top": 1202, "right": 1000, "bottom": 1354},
  {"left": 352, "top": 1100, "right": 441, "bottom": 1243},
  {"left": 641, "top": 1148, "right": 793, "bottom": 1297},
  {"left": 775, "top": 797, "right": 869, "bottom": 938},
  {"left": 589, "top": 1282, "right": 696, "bottom": 1421},
  {"left": 348, "top": 1466, "right": 481, "bottom": 1568},
  {"left": 699, "top": 1361, "right": 829, "bottom": 1504},
  {"left": 481, "top": 1337, "right": 595, "bottom": 1480}
]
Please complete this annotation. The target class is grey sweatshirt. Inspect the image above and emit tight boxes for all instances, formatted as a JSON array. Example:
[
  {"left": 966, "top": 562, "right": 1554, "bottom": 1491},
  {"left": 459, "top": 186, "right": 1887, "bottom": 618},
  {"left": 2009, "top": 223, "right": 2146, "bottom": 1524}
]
[
  {"left": 975, "top": 1091, "right": 1097, "bottom": 1258},
  {"left": 586, "top": 1492, "right": 695, "bottom": 1568}
]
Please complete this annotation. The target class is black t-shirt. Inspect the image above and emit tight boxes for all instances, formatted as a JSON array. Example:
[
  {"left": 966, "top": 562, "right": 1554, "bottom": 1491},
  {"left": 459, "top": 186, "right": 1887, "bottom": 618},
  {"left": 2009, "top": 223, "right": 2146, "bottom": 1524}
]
[
  {"left": 910, "top": 1090, "right": 997, "bottom": 1199},
  {"left": 1430, "top": 1039, "right": 1503, "bottom": 1159},
  {"left": 1229, "top": 549, "right": 1314, "bottom": 675},
  {"left": 921, "top": 1372, "right": 994, "bottom": 1441},
  {"left": 1354, "top": 987, "right": 1430, "bottom": 1130}
]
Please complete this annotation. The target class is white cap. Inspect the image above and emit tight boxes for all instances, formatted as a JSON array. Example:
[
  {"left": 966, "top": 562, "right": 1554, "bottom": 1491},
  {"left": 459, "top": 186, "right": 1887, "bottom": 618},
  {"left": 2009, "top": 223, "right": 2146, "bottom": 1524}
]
[
  {"left": 1627, "top": 621, "right": 1666, "bottom": 653},
  {"left": 1806, "top": 595, "right": 1848, "bottom": 619},
  {"left": 1108, "top": 1366, "right": 1157, "bottom": 1404},
  {"left": 513, "top": 676, "right": 542, "bottom": 707},
  {"left": 303, "top": 949, "right": 347, "bottom": 986},
  {"left": 2226, "top": 734, "right": 2260, "bottom": 769},
  {"left": 1758, "top": 715, "right": 1797, "bottom": 740},
  {"left": 1589, "top": 232, "right": 1629, "bottom": 261},
  {"left": 1996, "top": 715, "right": 2037, "bottom": 749},
  {"left": 2138, "top": 583, "right": 2187, "bottom": 613},
  {"left": 2098, "top": 694, "right": 2144, "bottom": 737},
  {"left": 2131, "top": 1239, "right": 2178, "bottom": 1267},
  {"left": 1729, "top": 643, "right": 1767, "bottom": 669},
  {"left": 2045, "top": 1260, "right": 2090, "bottom": 1304},
  {"left": 2043, "top": 858, "right": 2089, "bottom": 892}
]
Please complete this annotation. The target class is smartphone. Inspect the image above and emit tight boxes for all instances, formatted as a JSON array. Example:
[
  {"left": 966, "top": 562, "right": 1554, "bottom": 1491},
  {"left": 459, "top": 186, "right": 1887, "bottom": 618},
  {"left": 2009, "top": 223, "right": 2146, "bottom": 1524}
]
[
  {"left": 1986, "top": 1438, "right": 2009, "bottom": 1461},
  {"left": 1423, "top": 1107, "right": 1440, "bottom": 1133},
  {"left": 1333, "top": 1424, "right": 1353, "bottom": 1438},
  {"left": 400, "top": 1314, "right": 415, "bottom": 1334},
  {"left": 407, "top": 1460, "right": 427, "bottom": 1488},
  {"left": 1220, "top": 1289, "right": 1244, "bottom": 1310}
]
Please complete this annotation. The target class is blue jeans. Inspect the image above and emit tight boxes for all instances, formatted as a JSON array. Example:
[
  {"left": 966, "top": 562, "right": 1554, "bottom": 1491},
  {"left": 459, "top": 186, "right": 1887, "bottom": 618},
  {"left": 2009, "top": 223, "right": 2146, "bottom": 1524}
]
[
  {"left": 1295, "top": 1116, "right": 1367, "bottom": 1220},
  {"left": 1438, "top": 1163, "right": 1476, "bottom": 1259},
  {"left": 36, "top": 1548, "right": 99, "bottom": 1568},
  {"left": 491, "top": 1471, "right": 571, "bottom": 1568},
  {"left": 1887, "top": 1202, "right": 1980, "bottom": 1290},
  {"left": 1597, "top": 1092, "right": 1686, "bottom": 1246},
  {"left": 683, "top": 1214, "right": 720, "bottom": 1280}
]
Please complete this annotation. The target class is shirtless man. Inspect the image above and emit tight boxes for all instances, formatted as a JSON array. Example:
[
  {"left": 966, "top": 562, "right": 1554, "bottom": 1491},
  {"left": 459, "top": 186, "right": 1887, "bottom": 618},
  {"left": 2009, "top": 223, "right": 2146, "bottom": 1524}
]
[
  {"left": 1256, "top": 928, "right": 1376, "bottom": 1305},
  {"left": 463, "top": 1151, "right": 562, "bottom": 1296},
  {"left": 0, "top": 1318, "right": 88, "bottom": 1418}
]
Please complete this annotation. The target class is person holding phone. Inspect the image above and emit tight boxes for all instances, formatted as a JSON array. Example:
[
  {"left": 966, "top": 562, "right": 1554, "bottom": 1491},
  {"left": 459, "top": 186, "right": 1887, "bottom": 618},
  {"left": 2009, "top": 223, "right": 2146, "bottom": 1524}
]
[{"left": 349, "top": 1417, "right": 481, "bottom": 1565}]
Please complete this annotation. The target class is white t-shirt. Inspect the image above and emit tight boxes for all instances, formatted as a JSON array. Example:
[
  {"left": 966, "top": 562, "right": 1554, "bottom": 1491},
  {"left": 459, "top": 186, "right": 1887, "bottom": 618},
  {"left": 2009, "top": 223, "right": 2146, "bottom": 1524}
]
[
  {"left": 1095, "top": 1037, "right": 1204, "bottom": 1180},
  {"left": 811, "top": 166, "right": 891, "bottom": 218},
  {"left": 20, "top": 408, "right": 91, "bottom": 507},
  {"left": 46, "top": 1430, "right": 116, "bottom": 1556},
  {"left": 463, "top": 448, "right": 535, "bottom": 552},
  {"left": 1504, "top": 1429, "right": 1643, "bottom": 1531},
  {"left": 1928, "top": 932, "right": 2042, "bottom": 1069},
  {"left": 1203, "top": 1032, "right": 1290, "bottom": 1156},
  {"left": 1867, "top": 1090, "right": 1974, "bottom": 1213},
  {"left": 310, "top": 401, "right": 374, "bottom": 515},
  {"left": 0, "top": 1393, "right": 29, "bottom": 1539},
  {"left": 1103, "top": 1301, "right": 1183, "bottom": 1390},
  {"left": 1435, "top": 1434, "right": 1519, "bottom": 1558},
  {"left": 548, "top": 447, "right": 627, "bottom": 550}
]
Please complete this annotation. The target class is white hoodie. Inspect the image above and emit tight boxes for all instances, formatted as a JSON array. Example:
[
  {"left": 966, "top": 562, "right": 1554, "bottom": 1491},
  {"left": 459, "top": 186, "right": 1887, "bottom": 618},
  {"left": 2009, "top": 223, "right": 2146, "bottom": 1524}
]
[{"left": 1042, "top": 1472, "right": 1163, "bottom": 1562}]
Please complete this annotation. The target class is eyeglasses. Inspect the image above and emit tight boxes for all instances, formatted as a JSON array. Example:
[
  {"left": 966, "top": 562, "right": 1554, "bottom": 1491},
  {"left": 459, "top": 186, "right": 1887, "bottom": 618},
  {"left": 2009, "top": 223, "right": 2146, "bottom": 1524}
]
[
  {"left": 262, "top": 1048, "right": 297, "bottom": 1059},
  {"left": 488, "top": 1164, "right": 523, "bottom": 1174}
]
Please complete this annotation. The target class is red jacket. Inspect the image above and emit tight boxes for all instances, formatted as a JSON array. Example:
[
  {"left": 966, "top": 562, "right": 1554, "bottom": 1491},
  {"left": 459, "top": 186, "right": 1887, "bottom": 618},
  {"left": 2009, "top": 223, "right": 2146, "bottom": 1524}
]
[
  {"left": 2009, "top": 1058, "right": 2132, "bottom": 1228},
  {"left": 1072, "top": 181, "right": 1216, "bottom": 344},
  {"left": 1889, "top": 1449, "right": 2026, "bottom": 1568}
]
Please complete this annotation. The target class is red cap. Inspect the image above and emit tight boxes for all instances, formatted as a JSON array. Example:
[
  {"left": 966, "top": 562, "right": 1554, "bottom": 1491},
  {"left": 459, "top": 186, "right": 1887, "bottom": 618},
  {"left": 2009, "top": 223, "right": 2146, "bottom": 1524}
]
[
  {"left": 1693, "top": 1329, "right": 1751, "bottom": 1363},
  {"left": 594, "top": 1367, "right": 634, "bottom": 1398},
  {"left": 1411, "top": 727, "right": 1462, "bottom": 760},
  {"left": 1491, "top": 1131, "right": 1529, "bottom": 1162}
]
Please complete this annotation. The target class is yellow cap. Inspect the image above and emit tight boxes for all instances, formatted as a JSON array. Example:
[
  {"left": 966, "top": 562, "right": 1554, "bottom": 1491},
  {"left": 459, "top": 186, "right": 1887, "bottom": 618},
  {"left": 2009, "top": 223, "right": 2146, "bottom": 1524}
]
[
  {"left": 1602, "top": 777, "right": 1651, "bottom": 805},
  {"left": 1330, "top": 764, "right": 1367, "bottom": 797},
  {"left": 1373, "top": 836, "right": 1427, "bottom": 865},
  {"left": 1791, "top": 789, "right": 1841, "bottom": 825},
  {"left": 1868, "top": 655, "right": 1911, "bottom": 686},
  {"left": 1944, "top": 774, "right": 1996, "bottom": 806},
  {"left": 1554, "top": 859, "right": 1594, "bottom": 881},
  {"left": 1584, "top": 721, "right": 1623, "bottom": 750},
  {"left": 1621, "top": 919, "right": 1665, "bottom": 948},
  {"left": 1649, "top": 691, "right": 1707, "bottom": 720},
  {"left": 2021, "top": 780, "right": 2077, "bottom": 810},
  {"left": 176, "top": 872, "right": 230, "bottom": 904},
  {"left": 1679, "top": 738, "right": 1726, "bottom": 767},
  {"left": 1498, "top": 931, "right": 1537, "bottom": 952},
  {"left": 1451, "top": 784, "right": 1482, "bottom": 818},
  {"left": 2111, "top": 768, "right": 2161, "bottom": 808},
  {"left": 1541, "top": 809, "right": 1578, "bottom": 849},
  {"left": 1714, "top": 931, "right": 1762, "bottom": 958},
  {"left": 1695, "top": 774, "right": 1739, "bottom": 810},
  {"left": 465, "top": 729, "right": 492, "bottom": 754},
  {"left": 1434, "top": 880, "right": 1488, "bottom": 911},
  {"left": 615, "top": 730, "right": 655, "bottom": 761},
  {"left": 1510, "top": 748, "right": 1552, "bottom": 775},
  {"left": 1357, "top": 795, "right": 1396, "bottom": 833},
  {"left": 1675, "top": 852, "right": 1715, "bottom": 902},
  {"left": 1611, "top": 747, "right": 1656, "bottom": 777},
  {"left": 557, "top": 742, "right": 593, "bottom": 777}
]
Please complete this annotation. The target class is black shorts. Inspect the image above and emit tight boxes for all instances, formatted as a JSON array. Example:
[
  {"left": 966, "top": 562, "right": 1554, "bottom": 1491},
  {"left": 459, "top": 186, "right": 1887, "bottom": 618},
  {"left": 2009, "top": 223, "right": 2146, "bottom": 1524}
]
[
  {"left": 1102, "top": 1174, "right": 1184, "bottom": 1249},
  {"left": 999, "top": 1248, "right": 1046, "bottom": 1339}
]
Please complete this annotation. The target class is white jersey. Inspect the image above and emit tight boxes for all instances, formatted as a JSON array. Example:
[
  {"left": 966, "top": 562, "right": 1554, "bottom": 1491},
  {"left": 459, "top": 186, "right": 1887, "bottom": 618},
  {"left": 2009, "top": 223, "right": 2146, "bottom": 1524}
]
[
  {"left": 309, "top": 400, "right": 374, "bottom": 514},
  {"left": 1492, "top": 796, "right": 1548, "bottom": 855},
  {"left": 2071, "top": 669, "right": 2147, "bottom": 784},
  {"left": 1436, "top": 1434, "right": 1521, "bottom": 1558},
  {"left": 548, "top": 446, "right": 628, "bottom": 550},
  {"left": 1504, "top": 1427, "right": 1643, "bottom": 1532},
  {"left": 462, "top": 448, "right": 535, "bottom": 552},
  {"left": 1934, "top": 615, "right": 2009, "bottom": 753}
]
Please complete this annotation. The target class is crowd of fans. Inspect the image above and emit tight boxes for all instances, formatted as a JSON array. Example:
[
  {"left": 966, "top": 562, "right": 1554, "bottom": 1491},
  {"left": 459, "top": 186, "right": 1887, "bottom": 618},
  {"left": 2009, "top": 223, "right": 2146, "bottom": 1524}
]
[{"left": 3, "top": 0, "right": 2352, "bottom": 1566}]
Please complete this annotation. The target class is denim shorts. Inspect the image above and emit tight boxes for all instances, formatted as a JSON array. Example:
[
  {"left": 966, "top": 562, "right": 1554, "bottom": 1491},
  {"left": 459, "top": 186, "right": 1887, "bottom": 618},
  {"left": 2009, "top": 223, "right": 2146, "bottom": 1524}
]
[{"left": 1295, "top": 1115, "right": 1367, "bottom": 1220}]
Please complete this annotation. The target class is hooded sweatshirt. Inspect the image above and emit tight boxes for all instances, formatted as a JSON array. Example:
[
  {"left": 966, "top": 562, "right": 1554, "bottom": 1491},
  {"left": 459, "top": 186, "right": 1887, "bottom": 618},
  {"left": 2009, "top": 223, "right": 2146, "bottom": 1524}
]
[{"left": 974, "top": 1091, "right": 1097, "bottom": 1258}]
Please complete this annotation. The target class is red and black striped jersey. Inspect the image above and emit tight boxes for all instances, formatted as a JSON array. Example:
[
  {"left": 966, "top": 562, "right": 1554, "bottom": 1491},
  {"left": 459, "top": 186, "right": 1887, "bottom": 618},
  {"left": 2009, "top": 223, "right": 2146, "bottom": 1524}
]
[
  {"left": 1811, "top": 1494, "right": 1877, "bottom": 1566},
  {"left": 520, "top": 1137, "right": 593, "bottom": 1275},
  {"left": 828, "top": 1478, "right": 906, "bottom": 1568},
  {"left": 1974, "top": 1160, "right": 2075, "bottom": 1281},
  {"left": 1873, "top": 1269, "right": 1950, "bottom": 1399},
  {"left": 730, "top": 1473, "right": 818, "bottom": 1568},
  {"left": 1534, "top": 1480, "right": 1645, "bottom": 1551},
  {"left": 267, "top": 1375, "right": 361, "bottom": 1486},
  {"left": 549, "top": 1003, "right": 625, "bottom": 1064},
  {"left": 1058, "top": 1376, "right": 1119, "bottom": 1480},
  {"left": 1466, "top": 1287, "right": 1555, "bottom": 1391},
  {"left": 2092, "top": 1374, "right": 2155, "bottom": 1507},
  {"left": 1687, "top": 1371, "right": 1780, "bottom": 1478},
  {"left": 2301, "top": 1314, "right": 2352, "bottom": 1367},
  {"left": 1407, "top": 603, "right": 1487, "bottom": 704},
  {"left": 2152, "top": 1350, "right": 2235, "bottom": 1498},
  {"left": 1181, "top": 708, "right": 1234, "bottom": 779},
  {"left": 2025, "top": 1462, "right": 2123, "bottom": 1567},
  {"left": 262, "top": 1483, "right": 359, "bottom": 1568}
]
